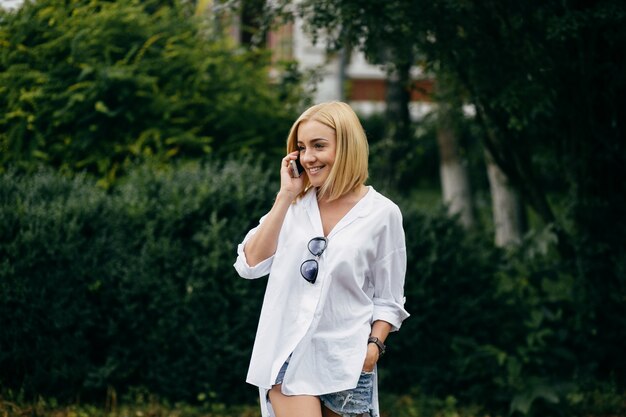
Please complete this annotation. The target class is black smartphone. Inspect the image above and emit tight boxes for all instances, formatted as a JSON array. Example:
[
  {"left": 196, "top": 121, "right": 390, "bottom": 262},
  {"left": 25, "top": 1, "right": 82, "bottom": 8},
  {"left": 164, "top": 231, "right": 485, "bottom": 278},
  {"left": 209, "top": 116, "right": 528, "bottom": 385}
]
[{"left": 289, "top": 156, "right": 305, "bottom": 178}]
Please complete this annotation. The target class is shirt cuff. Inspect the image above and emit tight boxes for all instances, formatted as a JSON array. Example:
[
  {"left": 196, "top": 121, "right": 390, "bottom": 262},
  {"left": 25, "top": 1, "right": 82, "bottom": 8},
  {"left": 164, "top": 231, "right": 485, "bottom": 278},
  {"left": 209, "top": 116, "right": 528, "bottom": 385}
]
[
  {"left": 372, "top": 297, "right": 410, "bottom": 332},
  {"left": 233, "top": 242, "right": 274, "bottom": 279}
]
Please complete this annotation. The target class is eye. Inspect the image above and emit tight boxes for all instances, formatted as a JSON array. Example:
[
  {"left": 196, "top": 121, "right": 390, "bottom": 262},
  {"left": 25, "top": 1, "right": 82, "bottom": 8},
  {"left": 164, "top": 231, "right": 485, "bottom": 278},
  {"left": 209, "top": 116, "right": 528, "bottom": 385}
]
[{"left": 297, "top": 145, "right": 305, "bottom": 152}]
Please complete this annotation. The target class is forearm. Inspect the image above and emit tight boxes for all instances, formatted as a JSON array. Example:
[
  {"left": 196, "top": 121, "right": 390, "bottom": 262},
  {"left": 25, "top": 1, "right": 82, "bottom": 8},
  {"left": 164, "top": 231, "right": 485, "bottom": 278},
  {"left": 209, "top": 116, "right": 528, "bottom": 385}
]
[
  {"left": 363, "top": 320, "right": 393, "bottom": 371},
  {"left": 243, "top": 190, "right": 295, "bottom": 267},
  {"left": 370, "top": 320, "right": 393, "bottom": 343}
]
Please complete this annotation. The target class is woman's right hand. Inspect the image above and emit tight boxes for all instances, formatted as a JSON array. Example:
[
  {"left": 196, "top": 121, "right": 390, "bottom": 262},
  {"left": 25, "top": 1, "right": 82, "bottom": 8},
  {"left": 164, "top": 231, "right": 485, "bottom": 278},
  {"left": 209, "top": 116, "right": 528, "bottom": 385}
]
[
  {"left": 243, "top": 151, "right": 305, "bottom": 267},
  {"left": 278, "top": 151, "right": 305, "bottom": 200}
]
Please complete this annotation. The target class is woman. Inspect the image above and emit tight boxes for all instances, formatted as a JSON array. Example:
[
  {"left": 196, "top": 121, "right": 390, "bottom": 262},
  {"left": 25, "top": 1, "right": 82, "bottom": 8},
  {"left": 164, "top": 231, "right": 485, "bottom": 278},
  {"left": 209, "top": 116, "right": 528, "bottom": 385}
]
[{"left": 234, "top": 102, "right": 409, "bottom": 417}]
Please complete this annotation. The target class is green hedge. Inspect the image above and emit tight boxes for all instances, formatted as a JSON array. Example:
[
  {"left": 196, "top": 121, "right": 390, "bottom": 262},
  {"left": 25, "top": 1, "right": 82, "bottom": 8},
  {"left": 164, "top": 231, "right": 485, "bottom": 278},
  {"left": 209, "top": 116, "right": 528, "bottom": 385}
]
[
  {"left": 0, "top": 161, "right": 274, "bottom": 403},
  {"left": 391, "top": 210, "right": 578, "bottom": 413},
  {"left": 0, "top": 163, "right": 619, "bottom": 415}
]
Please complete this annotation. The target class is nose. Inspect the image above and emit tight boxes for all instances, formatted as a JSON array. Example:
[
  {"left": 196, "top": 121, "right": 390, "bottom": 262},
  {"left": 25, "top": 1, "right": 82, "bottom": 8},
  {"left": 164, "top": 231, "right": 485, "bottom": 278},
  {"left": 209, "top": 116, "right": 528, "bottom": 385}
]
[{"left": 300, "top": 149, "right": 315, "bottom": 165}]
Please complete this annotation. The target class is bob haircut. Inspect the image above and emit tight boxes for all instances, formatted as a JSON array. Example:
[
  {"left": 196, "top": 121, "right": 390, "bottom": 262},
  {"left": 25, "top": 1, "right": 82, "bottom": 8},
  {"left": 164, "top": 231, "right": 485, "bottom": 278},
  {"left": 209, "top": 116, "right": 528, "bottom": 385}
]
[{"left": 286, "top": 101, "right": 369, "bottom": 201}]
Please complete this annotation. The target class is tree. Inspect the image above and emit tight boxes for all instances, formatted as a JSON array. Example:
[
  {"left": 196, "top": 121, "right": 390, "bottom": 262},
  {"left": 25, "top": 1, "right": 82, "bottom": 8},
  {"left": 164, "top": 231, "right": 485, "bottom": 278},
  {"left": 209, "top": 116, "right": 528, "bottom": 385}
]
[
  {"left": 0, "top": 0, "right": 302, "bottom": 185},
  {"left": 291, "top": 0, "right": 626, "bottom": 402},
  {"left": 485, "top": 150, "right": 524, "bottom": 246},
  {"left": 436, "top": 102, "right": 475, "bottom": 229},
  {"left": 411, "top": 0, "right": 626, "bottom": 385}
]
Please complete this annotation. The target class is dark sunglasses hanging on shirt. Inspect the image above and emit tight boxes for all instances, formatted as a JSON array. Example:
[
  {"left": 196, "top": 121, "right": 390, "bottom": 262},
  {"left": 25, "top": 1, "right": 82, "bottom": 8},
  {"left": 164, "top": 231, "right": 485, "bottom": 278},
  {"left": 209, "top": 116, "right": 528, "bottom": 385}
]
[{"left": 300, "top": 237, "right": 328, "bottom": 284}]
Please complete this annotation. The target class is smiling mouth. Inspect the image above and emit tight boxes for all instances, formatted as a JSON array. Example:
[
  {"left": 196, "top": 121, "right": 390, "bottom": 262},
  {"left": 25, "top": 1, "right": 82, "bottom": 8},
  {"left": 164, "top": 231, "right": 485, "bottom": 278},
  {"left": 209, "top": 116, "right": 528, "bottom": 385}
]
[{"left": 308, "top": 166, "right": 324, "bottom": 174}]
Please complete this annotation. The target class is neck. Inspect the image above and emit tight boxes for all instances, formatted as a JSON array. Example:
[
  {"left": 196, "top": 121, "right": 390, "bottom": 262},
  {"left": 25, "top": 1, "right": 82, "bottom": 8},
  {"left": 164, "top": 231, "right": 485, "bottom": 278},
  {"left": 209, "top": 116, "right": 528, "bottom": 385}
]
[{"left": 317, "top": 184, "right": 366, "bottom": 204}]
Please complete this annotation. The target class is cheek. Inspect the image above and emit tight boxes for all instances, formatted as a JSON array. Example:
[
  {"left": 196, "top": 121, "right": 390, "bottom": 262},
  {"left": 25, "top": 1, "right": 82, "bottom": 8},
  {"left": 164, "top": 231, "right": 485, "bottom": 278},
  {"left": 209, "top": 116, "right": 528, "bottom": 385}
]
[{"left": 325, "top": 149, "right": 337, "bottom": 163}]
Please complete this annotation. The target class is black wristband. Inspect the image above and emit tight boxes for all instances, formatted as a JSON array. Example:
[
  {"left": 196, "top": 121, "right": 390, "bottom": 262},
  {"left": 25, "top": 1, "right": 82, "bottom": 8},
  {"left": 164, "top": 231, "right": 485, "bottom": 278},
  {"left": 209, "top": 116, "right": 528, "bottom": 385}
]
[{"left": 368, "top": 336, "right": 386, "bottom": 356}]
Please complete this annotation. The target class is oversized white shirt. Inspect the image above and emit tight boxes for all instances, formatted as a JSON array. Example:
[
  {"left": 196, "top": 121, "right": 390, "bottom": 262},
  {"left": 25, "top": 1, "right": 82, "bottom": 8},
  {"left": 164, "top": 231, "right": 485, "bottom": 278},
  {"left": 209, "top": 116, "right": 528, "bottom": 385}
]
[{"left": 233, "top": 186, "right": 410, "bottom": 417}]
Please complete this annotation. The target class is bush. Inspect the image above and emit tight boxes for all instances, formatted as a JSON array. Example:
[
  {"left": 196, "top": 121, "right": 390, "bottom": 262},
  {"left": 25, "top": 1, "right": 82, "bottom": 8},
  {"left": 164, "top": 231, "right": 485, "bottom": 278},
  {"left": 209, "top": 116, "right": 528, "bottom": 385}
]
[
  {"left": 359, "top": 112, "right": 440, "bottom": 193},
  {"left": 386, "top": 200, "right": 511, "bottom": 405},
  {"left": 386, "top": 198, "right": 620, "bottom": 415},
  {"left": 1, "top": 164, "right": 621, "bottom": 415},
  {"left": 0, "top": 161, "right": 275, "bottom": 403}
]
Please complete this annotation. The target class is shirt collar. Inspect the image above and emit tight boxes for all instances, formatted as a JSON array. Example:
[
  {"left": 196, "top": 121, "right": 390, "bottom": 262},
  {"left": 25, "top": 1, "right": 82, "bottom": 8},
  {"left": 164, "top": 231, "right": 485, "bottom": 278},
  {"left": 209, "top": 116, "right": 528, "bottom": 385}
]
[{"left": 302, "top": 186, "right": 374, "bottom": 238}]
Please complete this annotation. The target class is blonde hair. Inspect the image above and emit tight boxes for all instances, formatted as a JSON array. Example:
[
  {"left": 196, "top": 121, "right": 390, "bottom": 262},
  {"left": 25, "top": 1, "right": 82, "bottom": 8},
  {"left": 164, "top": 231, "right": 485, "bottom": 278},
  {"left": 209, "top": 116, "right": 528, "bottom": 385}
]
[{"left": 286, "top": 102, "right": 369, "bottom": 201}]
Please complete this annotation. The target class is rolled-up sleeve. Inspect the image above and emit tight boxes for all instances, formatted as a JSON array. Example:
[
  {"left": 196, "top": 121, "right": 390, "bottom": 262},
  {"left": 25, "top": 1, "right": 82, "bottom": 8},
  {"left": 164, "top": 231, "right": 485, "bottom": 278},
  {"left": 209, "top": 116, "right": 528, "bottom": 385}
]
[
  {"left": 233, "top": 217, "right": 274, "bottom": 279},
  {"left": 372, "top": 247, "right": 410, "bottom": 331}
]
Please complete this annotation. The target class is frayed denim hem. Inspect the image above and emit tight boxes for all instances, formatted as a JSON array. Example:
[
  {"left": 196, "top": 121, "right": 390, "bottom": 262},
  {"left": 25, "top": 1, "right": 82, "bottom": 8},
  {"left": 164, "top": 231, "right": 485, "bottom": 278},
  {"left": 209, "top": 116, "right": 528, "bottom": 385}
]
[{"left": 319, "top": 371, "right": 376, "bottom": 417}]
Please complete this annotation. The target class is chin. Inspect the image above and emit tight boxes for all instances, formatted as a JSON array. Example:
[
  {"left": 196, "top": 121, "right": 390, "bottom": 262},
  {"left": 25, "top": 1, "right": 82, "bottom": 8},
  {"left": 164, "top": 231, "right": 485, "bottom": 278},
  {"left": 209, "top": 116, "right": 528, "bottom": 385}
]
[{"left": 309, "top": 177, "right": 327, "bottom": 188}]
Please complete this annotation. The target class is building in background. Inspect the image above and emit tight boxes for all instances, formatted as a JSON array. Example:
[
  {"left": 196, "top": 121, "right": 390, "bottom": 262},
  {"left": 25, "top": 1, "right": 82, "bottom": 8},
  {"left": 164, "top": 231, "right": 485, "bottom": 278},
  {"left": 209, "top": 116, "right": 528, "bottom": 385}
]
[
  {"left": 0, "top": 0, "right": 23, "bottom": 9},
  {"left": 268, "top": 16, "right": 433, "bottom": 119}
]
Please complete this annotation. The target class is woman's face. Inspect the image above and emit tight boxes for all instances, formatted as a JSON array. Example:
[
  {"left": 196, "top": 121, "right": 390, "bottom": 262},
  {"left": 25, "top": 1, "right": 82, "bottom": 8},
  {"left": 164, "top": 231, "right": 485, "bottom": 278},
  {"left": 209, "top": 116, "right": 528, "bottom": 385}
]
[{"left": 297, "top": 120, "right": 337, "bottom": 188}]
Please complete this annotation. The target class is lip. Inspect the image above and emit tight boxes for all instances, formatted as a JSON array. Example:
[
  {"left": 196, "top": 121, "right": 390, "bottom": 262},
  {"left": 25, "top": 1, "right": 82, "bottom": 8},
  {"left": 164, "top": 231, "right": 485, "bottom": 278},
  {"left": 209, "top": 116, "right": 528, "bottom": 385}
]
[{"left": 307, "top": 166, "right": 324, "bottom": 175}]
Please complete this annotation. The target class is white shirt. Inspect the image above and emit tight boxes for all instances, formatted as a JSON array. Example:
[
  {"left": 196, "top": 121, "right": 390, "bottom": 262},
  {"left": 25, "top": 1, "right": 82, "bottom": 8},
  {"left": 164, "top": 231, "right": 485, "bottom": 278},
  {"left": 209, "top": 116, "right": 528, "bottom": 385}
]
[{"left": 233, "top": 186, "right": 409, "bottom": 417}]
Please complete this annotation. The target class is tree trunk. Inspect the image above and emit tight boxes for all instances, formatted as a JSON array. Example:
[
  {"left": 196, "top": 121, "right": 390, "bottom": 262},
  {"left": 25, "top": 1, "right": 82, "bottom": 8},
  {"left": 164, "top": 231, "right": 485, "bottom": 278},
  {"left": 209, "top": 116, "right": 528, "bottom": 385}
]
[
  {"left": 239, "top": 0, "right": 267, "bottom": 47},
  {"left": 485, "top": 150, "right": 525, "bottom": 246},
  {"left": 385, "top": 60, "right": 412, "bottom": 144},
  {"left": 437, "top": 105, "right": 475, "bottom": 229}
]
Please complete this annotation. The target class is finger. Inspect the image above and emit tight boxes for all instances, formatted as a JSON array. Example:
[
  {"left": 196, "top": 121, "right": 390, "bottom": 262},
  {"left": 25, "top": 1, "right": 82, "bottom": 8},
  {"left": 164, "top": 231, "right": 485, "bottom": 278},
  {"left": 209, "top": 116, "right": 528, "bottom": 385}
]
[
  {"left": 283, "top": 154, "right": 297, "bottom": 164},
  {"left": 281, "top": 158, "right": 292, "bottom": 170}
]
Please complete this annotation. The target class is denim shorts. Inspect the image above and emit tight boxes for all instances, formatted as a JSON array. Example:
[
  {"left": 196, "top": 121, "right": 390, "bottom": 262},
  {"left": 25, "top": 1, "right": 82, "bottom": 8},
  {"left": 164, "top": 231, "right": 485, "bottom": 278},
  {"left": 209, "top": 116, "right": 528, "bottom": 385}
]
[
  {"left": 319, "top": 371, "right": 374, "bottom": 417},
  {"left": 273, "top": 360, "right": 375, "bottom": 417}
]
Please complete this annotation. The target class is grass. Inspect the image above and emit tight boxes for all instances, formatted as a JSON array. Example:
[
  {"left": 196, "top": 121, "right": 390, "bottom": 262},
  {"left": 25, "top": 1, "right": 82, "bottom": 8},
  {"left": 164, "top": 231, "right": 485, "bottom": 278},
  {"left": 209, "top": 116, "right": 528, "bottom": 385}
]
[
  {"left": 3, "top": 387, "right": 626, "bottom": 417},
  {"left": 0, "top": 388, "right": 488, "bottom": 417},
  {"left": 0, "top": 397, "right": 260, "bottom": 417}
]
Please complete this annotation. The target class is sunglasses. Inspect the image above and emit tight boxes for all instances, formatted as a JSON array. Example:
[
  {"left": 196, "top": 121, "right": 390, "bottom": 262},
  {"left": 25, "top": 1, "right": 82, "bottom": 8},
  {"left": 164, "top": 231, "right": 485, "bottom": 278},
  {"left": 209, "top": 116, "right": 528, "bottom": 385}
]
[{"left": 300, "top": 237, "right": 328, "bottom": 284}]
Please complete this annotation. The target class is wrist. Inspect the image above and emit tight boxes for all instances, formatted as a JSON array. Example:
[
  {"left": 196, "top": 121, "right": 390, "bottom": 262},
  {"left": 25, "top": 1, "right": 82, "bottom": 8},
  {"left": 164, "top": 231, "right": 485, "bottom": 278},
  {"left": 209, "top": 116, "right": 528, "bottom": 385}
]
[
  {"left": 276, "top": 189, "right": 297, "bottom": 203},
  {"left": 367, "top": 343, "right": 380, "bottom": 357},
  {"left": 368, "top": 336, "right": 386, "bottom": 356}
]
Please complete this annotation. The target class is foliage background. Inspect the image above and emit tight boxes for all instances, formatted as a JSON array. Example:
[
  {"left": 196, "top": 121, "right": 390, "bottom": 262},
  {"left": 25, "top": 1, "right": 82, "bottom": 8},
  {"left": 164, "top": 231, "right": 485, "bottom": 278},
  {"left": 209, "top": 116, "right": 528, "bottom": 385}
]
[
  {"left": 1, "top": 0, "right": 625, "bottom": 416},
  {"left": 2, "top": 163, "right": 621, "bottom": 416},
  {"left": 0, "top": 162, "right": 272, "bottom": 404},
  {"left": 0, "top": 0, "right": 304, "bottom": 186}
]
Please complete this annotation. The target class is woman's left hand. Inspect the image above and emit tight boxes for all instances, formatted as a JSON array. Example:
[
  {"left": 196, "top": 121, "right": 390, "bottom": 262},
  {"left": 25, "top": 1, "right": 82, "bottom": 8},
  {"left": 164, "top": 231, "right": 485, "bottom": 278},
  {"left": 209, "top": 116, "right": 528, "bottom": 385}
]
[{"left": 362, "top": 343, "right": 379, "bottom": 372}]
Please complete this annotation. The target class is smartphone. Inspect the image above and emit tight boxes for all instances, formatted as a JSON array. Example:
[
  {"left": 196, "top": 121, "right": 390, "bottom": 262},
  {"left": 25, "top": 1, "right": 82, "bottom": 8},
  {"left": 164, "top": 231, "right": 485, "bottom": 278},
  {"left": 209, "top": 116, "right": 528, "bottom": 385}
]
[{"left": 289, "top": 156, "right": 305, "bottom": 178}]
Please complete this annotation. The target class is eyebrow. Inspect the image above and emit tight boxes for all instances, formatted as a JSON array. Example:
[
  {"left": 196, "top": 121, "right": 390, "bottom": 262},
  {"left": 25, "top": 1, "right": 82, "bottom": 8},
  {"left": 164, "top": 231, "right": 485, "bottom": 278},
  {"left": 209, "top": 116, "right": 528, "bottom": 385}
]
[{"left": 297, "top": 138, "right": 329, "bottom": 144}]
